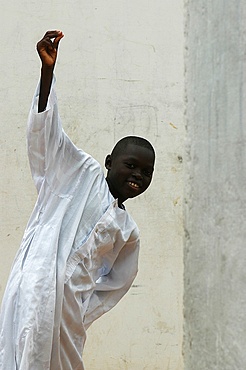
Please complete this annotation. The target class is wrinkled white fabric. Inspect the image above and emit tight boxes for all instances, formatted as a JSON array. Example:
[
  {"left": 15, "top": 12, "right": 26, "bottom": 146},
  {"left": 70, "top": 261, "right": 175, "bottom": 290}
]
[{"left": 0, "top": 78, "right": 140, "bottom": 370}]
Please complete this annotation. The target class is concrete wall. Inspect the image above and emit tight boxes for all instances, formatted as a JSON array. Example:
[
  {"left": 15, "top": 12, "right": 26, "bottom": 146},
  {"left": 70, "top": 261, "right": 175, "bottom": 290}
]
[
  {"left": 184, "top": 1, "right": 246, "bottom": 369},
  {"left": 0, "top": 1, "right": 184, "bottom": 369}
]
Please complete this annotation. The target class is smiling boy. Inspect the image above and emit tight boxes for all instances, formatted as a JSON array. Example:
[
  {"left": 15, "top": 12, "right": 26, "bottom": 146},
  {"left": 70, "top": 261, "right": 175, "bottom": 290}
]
[
  {"left": 105, "top": 138, "right": 154, "bottom": 208},
  {"left": 0, "top": 31, "right": 155, "bottom": 370}
]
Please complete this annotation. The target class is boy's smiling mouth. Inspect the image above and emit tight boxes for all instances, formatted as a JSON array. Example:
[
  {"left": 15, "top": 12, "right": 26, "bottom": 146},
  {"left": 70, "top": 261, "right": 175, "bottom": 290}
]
[{"left": 127, "top": 181, "right": 140, "bottom": 189}]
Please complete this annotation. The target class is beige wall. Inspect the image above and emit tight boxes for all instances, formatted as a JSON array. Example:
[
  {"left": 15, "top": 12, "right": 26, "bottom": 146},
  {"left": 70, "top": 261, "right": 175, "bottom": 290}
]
[{"left": 0, "top": 1, "right": 184, "bottom": 369}]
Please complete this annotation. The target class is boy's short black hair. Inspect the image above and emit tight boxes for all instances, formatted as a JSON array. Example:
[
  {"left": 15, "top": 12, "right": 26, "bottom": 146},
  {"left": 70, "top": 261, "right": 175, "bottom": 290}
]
[{"left": 111, "top": 136, "right": 155, "bottom": 159}]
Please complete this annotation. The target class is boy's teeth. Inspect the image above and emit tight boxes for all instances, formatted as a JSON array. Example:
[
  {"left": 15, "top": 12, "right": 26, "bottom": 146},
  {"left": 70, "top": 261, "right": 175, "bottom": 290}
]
[{"left": 129, "top": 182, "right": 139, "bottom": 188}]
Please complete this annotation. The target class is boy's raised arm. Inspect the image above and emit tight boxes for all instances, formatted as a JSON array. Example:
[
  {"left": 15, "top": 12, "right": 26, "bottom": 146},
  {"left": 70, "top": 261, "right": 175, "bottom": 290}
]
[{"left": 36, "top": 30, "right": 64, "bottom": 112}]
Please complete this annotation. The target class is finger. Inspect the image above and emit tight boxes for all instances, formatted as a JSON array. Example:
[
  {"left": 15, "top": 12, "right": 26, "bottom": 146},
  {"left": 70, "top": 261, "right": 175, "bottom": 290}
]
[
  {"left": 41, "top": 30, "right": 63, "bottom": 49},
  {"left": 39, "top": 30, "right": 62, "bottom": 47},
  {"left": 53, "top": 31, "right": 64, "bottom": 50},
  {"left": 37, "top": 31, "right": 56, "bottom": 48},
  {"left": 36, "top": 38, "right": 53, "bottom": 52},
  {"left": 43, "top": 30, "right": 61, "bottom": 38}
]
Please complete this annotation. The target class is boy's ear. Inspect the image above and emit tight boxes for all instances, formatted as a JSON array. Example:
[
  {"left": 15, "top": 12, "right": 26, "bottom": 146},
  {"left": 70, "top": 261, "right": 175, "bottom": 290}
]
[{"left": 105, "top": 154, "right": 112, "bottom": 170}]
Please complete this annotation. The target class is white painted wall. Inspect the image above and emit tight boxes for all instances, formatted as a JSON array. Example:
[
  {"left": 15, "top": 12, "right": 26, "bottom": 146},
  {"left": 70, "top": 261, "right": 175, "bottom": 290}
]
[
  {"left": 184, "top": 1, "right": 246, "bottom": 369},
  {"left": 0, "top": 1, "right": 184, "bottom": 369}
]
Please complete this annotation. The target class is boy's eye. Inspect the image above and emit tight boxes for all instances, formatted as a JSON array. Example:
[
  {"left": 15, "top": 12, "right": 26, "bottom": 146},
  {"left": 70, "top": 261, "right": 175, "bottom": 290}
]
[{"left": 125, "top": 163, "right": 135, "bottom": 169}]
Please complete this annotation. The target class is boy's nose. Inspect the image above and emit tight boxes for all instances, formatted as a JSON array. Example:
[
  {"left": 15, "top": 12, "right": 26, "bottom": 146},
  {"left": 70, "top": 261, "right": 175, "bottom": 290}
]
[{"left": 133, "top": 170, "right": 143, "bottom": 179}]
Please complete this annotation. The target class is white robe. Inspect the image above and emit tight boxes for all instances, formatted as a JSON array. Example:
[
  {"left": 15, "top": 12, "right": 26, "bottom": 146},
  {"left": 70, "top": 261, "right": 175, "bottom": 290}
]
[{"left": 0, "top": 79, "right": 140, "bottom": 370}]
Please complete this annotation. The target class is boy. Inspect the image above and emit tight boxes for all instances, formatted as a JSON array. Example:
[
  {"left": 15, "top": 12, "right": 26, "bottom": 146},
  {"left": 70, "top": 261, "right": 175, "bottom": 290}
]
[{"left": 0, "top": 31, "right": 155, "bottom": 369}]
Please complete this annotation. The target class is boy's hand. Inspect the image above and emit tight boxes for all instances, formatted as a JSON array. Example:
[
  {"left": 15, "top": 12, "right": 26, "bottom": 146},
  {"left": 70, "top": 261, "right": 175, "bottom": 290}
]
[
  {"left": 37, "top": 30, "right": 64, "bottom": 112},
  {"left": 37, "top": 30, "right": 64, "bottom": 68}
]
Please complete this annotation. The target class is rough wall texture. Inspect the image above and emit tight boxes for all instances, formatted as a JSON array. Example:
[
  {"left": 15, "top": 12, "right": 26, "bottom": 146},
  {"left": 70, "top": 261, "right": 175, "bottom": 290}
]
[
  {"left": 0, "top": 1, "right": 184, "bottom": 369},
  {"left": 184, "top": 0, "right": 246, "bottom": 369}
]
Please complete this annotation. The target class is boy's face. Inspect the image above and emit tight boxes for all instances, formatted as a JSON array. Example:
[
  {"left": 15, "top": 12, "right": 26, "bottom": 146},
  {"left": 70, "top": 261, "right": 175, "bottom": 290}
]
[{"left": 105, "top": 143, "right": 155, "bottom": 206}]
